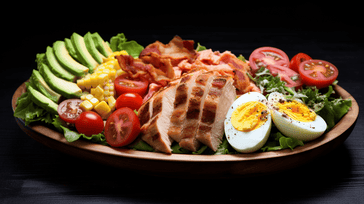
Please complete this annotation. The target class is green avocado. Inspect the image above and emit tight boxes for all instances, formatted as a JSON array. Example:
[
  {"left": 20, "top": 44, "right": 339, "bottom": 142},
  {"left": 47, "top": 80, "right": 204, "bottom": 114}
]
[
  {"left": 27, "top": 85, "right": 58, "bottom": 115},
  {"left": 71, "top": 32, "right": 99, "bottom": 72},
  {"left": 45, "top": 46, "right": 75, "bottom": 81},
  {"left": 92, "top": 32, "right": 112, "bottom": 57},
  {"left": 84, "top": 32, "right": 105, "bottom": 64},
  {"left": 29, "top": 69, "right": 61, "bottom": 103},
  {"left": 53, "top": 41, "right": 89, "bottom": 77},
  {"left": 64, "top": 38, "right": 81, "bottom": 63},
  {"left": 39, "top": 63, "right": 82, "bottom": 99}
]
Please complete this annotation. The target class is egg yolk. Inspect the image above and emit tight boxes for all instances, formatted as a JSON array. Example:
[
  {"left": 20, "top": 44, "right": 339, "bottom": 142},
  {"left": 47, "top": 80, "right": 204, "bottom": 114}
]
[
  {"left": 231, "top": 101, "right": 269, "bottom": 132},
  {"left": 277, "top": 100, "right": 316, "bottom": 122}
]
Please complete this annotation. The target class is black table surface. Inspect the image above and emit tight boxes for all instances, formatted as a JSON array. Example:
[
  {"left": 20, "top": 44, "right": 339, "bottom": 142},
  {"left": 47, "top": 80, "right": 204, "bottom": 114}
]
[{"left": 2, "top": 6, "right": 364, "bottom": 203}]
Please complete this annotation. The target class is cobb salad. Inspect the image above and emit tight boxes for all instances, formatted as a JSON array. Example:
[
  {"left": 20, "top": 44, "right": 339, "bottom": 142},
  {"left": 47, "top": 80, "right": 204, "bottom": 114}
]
[{"left": 13, "top": 32, "right": 352, "bottom": 155}]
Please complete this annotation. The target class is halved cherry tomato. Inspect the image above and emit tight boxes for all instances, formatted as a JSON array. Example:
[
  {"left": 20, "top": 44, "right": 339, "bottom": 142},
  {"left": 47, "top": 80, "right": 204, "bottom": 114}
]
[
  {"left": 57, "top": 99, "right": 83, "bottom": 124},
  {"left": 104, "top": 107, "right": 140, "bottom": 147},
  {"left": 290, "top": 53, "right": 312, "bottom": 72},
  {"left": 75, "top": 111, "right": 104, "bottom": 136},
  {"left": 115, "top": 93, "right": 143, "bottom": 111},
  {"left": 114, "top": 73, "right": 149, "bottom": 97},
  {"left": 249, "top": 47, "right": 290, "bottom": 74},
  {"left": 298, "top": 59, "right": 338, "bottom": 89},
  {"left": 267, "top": 64, "right": 303, "bottom": 88}
]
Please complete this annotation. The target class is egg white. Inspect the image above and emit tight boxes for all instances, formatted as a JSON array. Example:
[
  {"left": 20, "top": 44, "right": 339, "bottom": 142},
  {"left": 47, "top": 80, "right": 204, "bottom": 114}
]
[
  {"left": 224, "top": 92, "right": 272, "bottom": 153},
  {"left": 268, "top": 92, "right": 327, "bottom": 141}
]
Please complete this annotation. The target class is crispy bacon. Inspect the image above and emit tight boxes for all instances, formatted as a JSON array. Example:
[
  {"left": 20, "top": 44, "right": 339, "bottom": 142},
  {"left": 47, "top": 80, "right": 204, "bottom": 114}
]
[
  {"left": 140, "top": 35, "right": 197, "bottom": 66},
  {"left": 115, "top": 55, "right": 171, "bottom": 86},
  {"left": 177, "top": 49, "right": 259, "bottom": 94},
  {"left": 116, "top": 36, "right": 198, "bottom": 87}
]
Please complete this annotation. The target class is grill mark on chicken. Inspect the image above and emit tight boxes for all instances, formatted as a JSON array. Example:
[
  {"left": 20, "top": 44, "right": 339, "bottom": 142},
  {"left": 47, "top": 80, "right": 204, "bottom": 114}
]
[
  {"left": 168, "top": 71, "right": 201, "bottom": 142},
  {"left": 178, "top": 72, "right": 216, "bottom": 151},
  {"left": 138, "top": 101, "right": 150, "bottom": 126},
  {"left": 196, "top": 75, "right": 236, "bottom": 151}
]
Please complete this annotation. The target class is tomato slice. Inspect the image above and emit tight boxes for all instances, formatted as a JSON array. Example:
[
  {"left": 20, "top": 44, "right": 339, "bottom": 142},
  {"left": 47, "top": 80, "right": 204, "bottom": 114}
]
[
  {"left": 75, "top": 111, "right": 104, "bottom": 136},
  {"left": 249, "top": 47, "right": 290, "bottom": 74},
  {"left": 290, "top": 53, "right": 312, "bottom": 72},
  {"left": 115, "top": 93, "right": 143, "bottom": 111},
  {"left": 104, "top": 107, "right": 140, "bottom": 147},
  {"left": 298, "top": 59, "right": 338, "bottom": 89},
  {"left": 114, "top": 73, "right": 149, "bottom": 97},
  {"left": 57, "top": 99, "right": 83, "bottom": 124},
  {"left": 267, "top": 64, "right": 303, "bottom": 88}
]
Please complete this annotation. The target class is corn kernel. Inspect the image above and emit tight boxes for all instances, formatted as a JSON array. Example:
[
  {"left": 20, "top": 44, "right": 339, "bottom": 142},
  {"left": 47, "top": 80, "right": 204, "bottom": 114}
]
[
  {"left": 91, "top": 85, "right": 104, "bottom": 96},
  {"left": 94, "top": 101, "right": 111, "bottom": 117},
  {"left": 90, "top": 75, "right": 98, "bottom": 88},
  {"left": 77, "top": 79, "right": 85, "bottom": 87},
  {"left": 108, "top": 96, "right": 116, "bottom": 110},
  {"left": 85, "top": 94, "right": 94, "bottom": 101},
  {"left": 97, "top": 73, "right": 108, "bottom": 85},
  {"left": 89, "top": 97, "right": 100, "bottom": 106},
  {"left": 80, "top": 100, "right": 93, "bottom": 111}
]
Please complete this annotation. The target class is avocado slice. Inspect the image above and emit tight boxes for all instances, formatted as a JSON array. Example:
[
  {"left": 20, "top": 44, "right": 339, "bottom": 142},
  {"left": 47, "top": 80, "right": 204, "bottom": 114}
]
[
  {"left": 92, "top": 32, "right": 112, "bottom": 57},
  {"left": 71, "top": 32, "right": 99, "bottom": 72},
  {"left": 39, "top": 63, "right": 82, "bottom": 99},
  {"left": 29, "top": 69, "right": 61, "bottom": 103},
  {"left": 53, "top": 41, "right": 89, "bottom": 77},
  {"left": 64, "top": 38, "right": 81, "bottom": 63},
  {"left": 27, "top": 85, "right": 58, "bottom": 115},
  {"left": 84, "top": 32, "right": 105, "bottom": 64},
  {"left": 45, "top": 46, "right": 75, "bottom": 81}
]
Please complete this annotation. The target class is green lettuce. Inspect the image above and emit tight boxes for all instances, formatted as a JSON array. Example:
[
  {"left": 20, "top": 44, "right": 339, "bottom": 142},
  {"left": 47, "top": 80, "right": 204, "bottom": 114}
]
[
  {"left": 60, "top": 125, "right": 108, "bottom": 146},
  {"left": 109, "top": 33, "right": 144, "bottom": 58},
  {"left": 261, "top": 131, "right": 304, "bottom": 152},
  {"left": 13, "top": 91, "right": 55, "bottom": 126}
]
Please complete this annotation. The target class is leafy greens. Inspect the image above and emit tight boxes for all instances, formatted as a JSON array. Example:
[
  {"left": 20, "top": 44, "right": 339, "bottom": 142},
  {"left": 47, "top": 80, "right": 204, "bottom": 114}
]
[{"left": 110, "top": 33, "right": 144, "bottom": 58}]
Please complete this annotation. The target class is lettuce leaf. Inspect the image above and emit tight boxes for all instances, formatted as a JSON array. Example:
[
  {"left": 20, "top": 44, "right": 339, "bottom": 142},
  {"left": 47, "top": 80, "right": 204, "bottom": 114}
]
[
  {"left": 14, "top": 91, "right": 55, "bottom": 126},
  {"left": 109, "top": 33, "right": 144, "bottom": 58},
  {"left": 60, "top": 125, "right": 108, "bottom": 146},
  {"left": 261, "top": 132, "right": 304, "bottom": 152},
  {"left": 196, "top": 42, "right": 207, "bottom": 52}
]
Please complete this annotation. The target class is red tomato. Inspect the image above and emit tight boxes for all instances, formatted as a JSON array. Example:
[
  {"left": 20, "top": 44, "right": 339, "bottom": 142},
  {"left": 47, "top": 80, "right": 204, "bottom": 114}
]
[
  {"left": 249, "top": 47, "right": 290, "bottom": 74},
  {"left": 114, "top": 73, "right": 148, "bottom": 97},
  {"left": 115, "top": 93, "right": 143, "bottom": 111},
  {"left": 298, "top": 59, "right": 339, "bottom": 89},
  {"left": 290, "top": 53, "right": 312, "bottom": 72},
  {"left": 57, "top": 99, "right": 83, "bottom": 124},
  {"left": 267, "top": 64, "right": 303, "bottom": 88},
  {"left": 75, "top": 111, "right": 104, "bottom": 136},
  {"left": 104, "top": 107, "right": 140, "bottom": 147}
]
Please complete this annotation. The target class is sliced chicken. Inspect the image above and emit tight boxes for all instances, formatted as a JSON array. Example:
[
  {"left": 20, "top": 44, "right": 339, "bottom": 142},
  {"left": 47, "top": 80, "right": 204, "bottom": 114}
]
[
  {"left": 195, "top": 75, "right": 236, "bottom": 151},
  {"left": 178, "top": 71, "right": 217, "bottom": 151}
]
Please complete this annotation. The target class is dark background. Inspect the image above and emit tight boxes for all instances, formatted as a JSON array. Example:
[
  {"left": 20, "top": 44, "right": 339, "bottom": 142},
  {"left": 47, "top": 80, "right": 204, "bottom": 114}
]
[{"left": 2, "top": 4, "right": 363, "bottom": 203}]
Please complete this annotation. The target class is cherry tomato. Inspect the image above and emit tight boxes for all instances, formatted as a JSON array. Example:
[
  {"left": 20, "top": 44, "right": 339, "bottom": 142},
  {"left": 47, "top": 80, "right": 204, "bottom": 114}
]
[
  {"left": 115, "top": 93, "right": 143, "bottom": 111},
  {"left": 267, "top": 64, "right": 303, "bottom": 88},
  {"left": 298, "top": 59, "right": 338, "bottom": 89},
  {"left": 114, "top": 73, "right": 149, "bottom": 97},
  {"left": 75, "top": 111, "right": 104, "bottom": 136},
  {"left": 104, "top": 107, "right": 140, "bottom": 147},
  {"left": 57, "top": 99, "right": 83, "bottom": 124},
  {"left": 290, "top": 53, "right": 312, "bottom": 72},
  {"left": 249, "top": 47, "right": 290, "bottom": 74}
]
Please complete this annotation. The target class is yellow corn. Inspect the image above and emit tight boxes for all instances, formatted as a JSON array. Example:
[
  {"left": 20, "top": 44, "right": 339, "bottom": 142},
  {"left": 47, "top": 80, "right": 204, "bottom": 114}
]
[
  {"left": 94, "top": 101, "right": 111, "bottom": 118},
  {"left": 89, "top": 97, "right": 100, "bottom": 106},
  {"left": 79, "top": 100, "right": 93, "bottom": 111},
  {"left": 107, "top": 96, "right": 116, "bottom": 111},
  {"left": 77, "top": 50, "right": 127, "bottom": 90}
]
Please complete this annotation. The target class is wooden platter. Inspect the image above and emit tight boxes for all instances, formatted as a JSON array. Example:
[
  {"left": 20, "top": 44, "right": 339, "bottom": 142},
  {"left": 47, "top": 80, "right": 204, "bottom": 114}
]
[{"left": 12, "top": 82, "right": 359, "bottom": 178}]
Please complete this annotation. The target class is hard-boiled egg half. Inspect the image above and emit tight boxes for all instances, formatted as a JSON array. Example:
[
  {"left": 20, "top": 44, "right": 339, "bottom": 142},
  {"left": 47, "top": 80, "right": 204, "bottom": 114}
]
[
  {"left": 224, "top": 92, "right": 272, "bottom": 153},
  {"left": 268, "top": 92, "right": 327, "bottom": 141}
]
